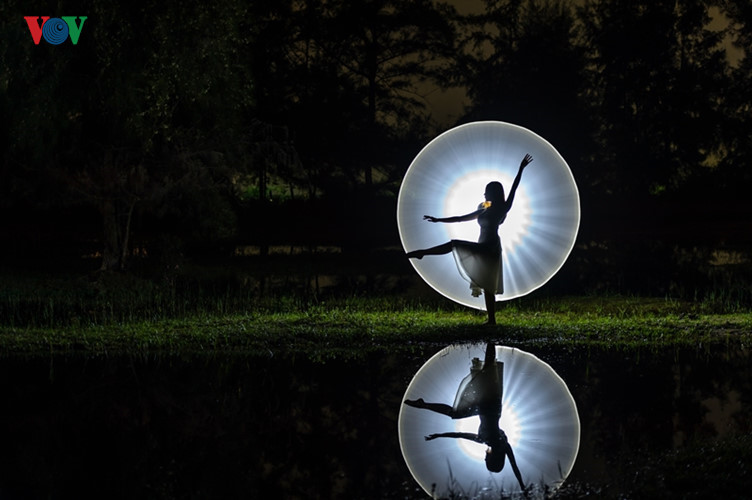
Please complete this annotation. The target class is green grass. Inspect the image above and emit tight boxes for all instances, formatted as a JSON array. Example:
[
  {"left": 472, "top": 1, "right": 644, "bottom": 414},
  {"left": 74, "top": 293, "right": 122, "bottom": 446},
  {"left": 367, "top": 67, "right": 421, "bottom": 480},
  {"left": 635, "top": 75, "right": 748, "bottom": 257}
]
[
  {"left": 2, "top": 289, "right": 751, "bottom": 357},
  {"left": 1, "top": 262, "right": 750, "bottom": 357}
]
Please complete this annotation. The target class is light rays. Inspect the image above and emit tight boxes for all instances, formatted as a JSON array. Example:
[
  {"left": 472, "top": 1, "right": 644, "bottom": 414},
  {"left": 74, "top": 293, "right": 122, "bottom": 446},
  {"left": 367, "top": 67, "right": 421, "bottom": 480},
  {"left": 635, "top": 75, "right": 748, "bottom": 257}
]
[
  {"left": 397, "top": 121, "right": 580, "bottom": 309},
  {"left": 398, "top": 344, "right": 580, "bottom": 498}
]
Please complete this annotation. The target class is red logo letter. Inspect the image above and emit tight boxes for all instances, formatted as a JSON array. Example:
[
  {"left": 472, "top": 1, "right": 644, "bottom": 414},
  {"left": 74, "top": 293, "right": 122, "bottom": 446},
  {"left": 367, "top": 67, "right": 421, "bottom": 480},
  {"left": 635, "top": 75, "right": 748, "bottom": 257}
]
[{"left": 24, "top": 16, "right": 50, "bottom": 45}]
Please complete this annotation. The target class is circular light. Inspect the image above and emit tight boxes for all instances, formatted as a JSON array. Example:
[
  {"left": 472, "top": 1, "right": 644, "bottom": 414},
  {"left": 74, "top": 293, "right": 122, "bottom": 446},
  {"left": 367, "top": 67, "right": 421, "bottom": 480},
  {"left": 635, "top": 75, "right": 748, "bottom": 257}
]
[
  {"left": 454, "top": 405, "right": 521, "bottom": 460},
  {"left": 444, "top": 170, "right": 533, "bottom": 254},
  {"left": 399, "top": 344, "right": 580, "bottom": 498},
  {"left": 397, "top": 121, "right": 580, "bottom": 309}
]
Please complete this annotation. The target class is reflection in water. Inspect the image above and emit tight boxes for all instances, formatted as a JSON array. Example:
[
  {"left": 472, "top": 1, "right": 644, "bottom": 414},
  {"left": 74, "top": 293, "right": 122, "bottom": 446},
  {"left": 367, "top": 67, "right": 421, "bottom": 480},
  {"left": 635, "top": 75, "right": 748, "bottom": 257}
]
[
  {"left": 0, "top": 346, "right": 750, "bottom": 499},
  {"left": 404, "top": 343, "right": 526, "bottom": 489},
  {"left": 399, "top": 343, "right": 580, "bottom": 498}
]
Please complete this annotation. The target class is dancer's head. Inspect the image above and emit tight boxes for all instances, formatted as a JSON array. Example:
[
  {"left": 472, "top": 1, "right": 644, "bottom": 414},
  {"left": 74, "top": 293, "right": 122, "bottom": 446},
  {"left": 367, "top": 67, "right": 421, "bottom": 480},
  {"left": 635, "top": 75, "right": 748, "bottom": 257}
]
[
  {"left": 484, "top": 181, "right": 505, "bottom": 203},
  {"left": 485, "top": 446, "right": 506, "bottom": 473}
]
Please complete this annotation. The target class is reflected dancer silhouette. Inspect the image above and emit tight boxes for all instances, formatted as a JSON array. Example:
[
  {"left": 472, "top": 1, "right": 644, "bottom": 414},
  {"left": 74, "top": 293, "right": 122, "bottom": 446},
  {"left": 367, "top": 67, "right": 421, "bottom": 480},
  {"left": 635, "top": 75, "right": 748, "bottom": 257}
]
[
  {"left": 406, "top": 154, "right": 533, "bottom": 325},
  {"left": 403, "top": 342, "right": 525, "bottom": 490}
]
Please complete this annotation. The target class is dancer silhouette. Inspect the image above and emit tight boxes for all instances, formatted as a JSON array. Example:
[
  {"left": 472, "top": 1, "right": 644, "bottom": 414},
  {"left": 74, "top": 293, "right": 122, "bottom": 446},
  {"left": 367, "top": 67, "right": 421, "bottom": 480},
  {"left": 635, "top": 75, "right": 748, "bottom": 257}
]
[
  {"left": 403, "top": 342, "right": 525, "bottom": 490},
  {"left": 406, "top": 154, "right": 532, "bottom": 324}
]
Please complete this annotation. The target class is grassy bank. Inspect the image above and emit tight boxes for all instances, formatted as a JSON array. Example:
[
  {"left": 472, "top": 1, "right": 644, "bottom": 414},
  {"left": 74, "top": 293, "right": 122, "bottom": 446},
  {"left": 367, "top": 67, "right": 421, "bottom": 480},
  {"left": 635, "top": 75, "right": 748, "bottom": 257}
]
[
  {"left": 2, "top": 291, "right": 751, "bottom": 357},
  {"left": 1, "top": 258, "right": 751, "bottom": 357}
]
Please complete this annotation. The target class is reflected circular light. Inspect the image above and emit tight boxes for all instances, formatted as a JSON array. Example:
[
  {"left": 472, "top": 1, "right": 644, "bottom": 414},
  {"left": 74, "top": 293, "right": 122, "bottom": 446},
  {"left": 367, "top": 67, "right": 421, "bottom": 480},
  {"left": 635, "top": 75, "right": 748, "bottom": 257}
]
[
  {"left": 397, "top": 121, "right": 580, "bottom": 309},
  {"left": 399, "top": 344, "right": 580, "bottom": 498},
  {"left": 454, "top": 405, "right": 521, "bottom": 460}
]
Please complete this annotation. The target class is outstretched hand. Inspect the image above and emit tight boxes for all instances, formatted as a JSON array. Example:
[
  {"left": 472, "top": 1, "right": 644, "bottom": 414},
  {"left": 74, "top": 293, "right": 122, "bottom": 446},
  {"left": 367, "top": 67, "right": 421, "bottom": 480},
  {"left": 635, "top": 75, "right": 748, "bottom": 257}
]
[
  {"left": 520, "top": 154, "right": 533, "bottom": 169},
  {"left": 425, "top": 434, "right": 439, "bottom": 441},
  {"left": 423, "top": 215, "right": 439, "bottom": 223},
  {"left": 403, "top": 398, "right": 426, "bottom": 408}
]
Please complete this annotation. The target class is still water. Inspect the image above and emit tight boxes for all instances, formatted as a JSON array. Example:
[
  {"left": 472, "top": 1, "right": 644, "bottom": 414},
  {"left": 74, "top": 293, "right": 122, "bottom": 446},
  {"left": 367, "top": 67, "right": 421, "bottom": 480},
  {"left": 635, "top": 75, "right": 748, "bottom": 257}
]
[{"left": 1, "top": 343, "right": 750, "bottom": 499}]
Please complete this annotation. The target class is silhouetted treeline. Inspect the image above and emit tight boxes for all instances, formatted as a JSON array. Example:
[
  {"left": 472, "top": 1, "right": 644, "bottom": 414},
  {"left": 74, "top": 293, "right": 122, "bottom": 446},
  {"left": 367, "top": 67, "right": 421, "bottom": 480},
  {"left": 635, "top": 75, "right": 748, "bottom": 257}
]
[{"left": 1, "top": 0, "right": 750, "bottom": 282}]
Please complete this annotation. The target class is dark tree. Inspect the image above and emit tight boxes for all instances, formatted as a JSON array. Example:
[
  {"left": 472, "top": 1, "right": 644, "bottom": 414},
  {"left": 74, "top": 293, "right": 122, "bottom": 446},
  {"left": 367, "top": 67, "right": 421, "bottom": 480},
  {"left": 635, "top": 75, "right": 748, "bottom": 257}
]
[
  {"left": 246, "top": 0, "right": 367, "bottom": 199},
  {"left": 578, "top": 0, "right": 729, "bottom": 202},
  {"left": 717, "top": 0, "right": 752, "bottom": 199},
  {"left": 240, "top": 0, "right": 459, "bottom": 250},
  {"left": 306, "top": 0, "right": 457, "bottom": 189},
  {"left": 1, "top": 0, "right": 257, "bottom": 270},
  {"left": 458, "top": 0, "right": 593, "bottom": 178}
]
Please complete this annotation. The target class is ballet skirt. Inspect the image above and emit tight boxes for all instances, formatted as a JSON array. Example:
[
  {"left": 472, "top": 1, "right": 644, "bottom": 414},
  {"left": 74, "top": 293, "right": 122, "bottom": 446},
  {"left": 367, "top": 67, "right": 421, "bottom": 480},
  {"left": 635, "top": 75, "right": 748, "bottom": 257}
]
[
  {"left": 451, "top": 204, "right": 505, "bottom": 297},
  {"left": 451, "top": 357, "right": 504, "bottom": 419}
]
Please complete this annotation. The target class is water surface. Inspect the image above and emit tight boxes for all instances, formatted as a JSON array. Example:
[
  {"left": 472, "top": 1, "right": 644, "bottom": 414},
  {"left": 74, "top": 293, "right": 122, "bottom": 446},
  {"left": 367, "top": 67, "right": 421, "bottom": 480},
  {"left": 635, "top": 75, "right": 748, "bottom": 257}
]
[{"left": 1, "top": 343, "right": 750, "bottom": 499}]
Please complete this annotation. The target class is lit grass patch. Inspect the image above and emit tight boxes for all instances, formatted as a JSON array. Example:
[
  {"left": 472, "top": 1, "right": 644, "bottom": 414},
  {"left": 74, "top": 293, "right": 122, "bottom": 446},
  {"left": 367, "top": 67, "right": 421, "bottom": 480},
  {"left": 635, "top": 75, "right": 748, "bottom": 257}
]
[
  {"left": 2, "top": 296, "right": 750, "bottom": 357},
  {"left": 1, "top": 266, "right": 750, "bottom": 356}
]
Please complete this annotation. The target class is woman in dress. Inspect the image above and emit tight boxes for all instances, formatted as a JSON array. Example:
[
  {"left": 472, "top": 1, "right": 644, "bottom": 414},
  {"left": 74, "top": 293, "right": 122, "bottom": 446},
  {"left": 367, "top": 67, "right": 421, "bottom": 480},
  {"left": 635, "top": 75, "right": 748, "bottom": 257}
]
[
  {"left": 406, "top": 154, "right": 533, "bottom": 325},
  {"left": 403, "top": 342, "right": 525, "bottom": 490}
]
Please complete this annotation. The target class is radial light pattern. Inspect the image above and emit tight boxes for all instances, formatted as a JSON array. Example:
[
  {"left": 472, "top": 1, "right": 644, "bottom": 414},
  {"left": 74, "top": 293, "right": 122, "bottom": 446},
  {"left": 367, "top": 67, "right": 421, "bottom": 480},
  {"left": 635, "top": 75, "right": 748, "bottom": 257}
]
[
  {"left": 397, "top": 121, "right": 580, "bottom": 309},
  {"left": 398, "top": 344, "right": 580, "bottom": 498}
]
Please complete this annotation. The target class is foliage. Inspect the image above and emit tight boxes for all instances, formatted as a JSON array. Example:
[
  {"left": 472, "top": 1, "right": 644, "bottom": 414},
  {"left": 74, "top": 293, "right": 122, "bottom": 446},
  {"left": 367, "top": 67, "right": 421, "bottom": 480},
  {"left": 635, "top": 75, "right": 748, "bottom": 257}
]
[
  {"left": 459, "top": 0, "right": 592, "bottom": 162},
  {"left": 1, "top": 0, "right": 751, "bottom": 287},
  {"left": 578, "top": 0, "right": 730, "bottom": 198}
]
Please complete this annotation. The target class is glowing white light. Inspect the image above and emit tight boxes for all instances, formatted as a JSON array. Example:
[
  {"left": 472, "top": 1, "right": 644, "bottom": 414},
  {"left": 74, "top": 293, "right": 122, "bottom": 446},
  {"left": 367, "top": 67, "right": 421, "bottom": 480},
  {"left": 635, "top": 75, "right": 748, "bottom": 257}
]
[
  {"left": 398, "top": 121, "right": 580, "bottom": 309},
  {"left": 499, "top": 402, "right": 522, "bottom": 447},
  {"left": 454, "top": 404, "right": 521, "bottom": 460},
  {"left": 444, "top": 170, "right": 532, "bottom": 255},
  {"left": 399, "top": 344, "right": 580, "bottom": 498}
]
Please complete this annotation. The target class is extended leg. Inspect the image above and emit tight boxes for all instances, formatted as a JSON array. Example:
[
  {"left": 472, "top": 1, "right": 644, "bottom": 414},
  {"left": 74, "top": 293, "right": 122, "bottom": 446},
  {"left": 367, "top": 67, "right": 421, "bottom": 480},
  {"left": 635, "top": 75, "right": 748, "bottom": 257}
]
[
  {"left": 403, "top": 399, "right": 456, "bottom": 418},
  {"left": 406, "top": 241, "right": 452, "bottom": 259}
]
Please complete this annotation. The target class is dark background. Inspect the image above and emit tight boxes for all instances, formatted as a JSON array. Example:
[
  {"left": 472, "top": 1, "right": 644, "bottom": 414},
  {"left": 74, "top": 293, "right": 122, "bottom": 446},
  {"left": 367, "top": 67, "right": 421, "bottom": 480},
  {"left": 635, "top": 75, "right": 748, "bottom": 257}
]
[{"left": 1, "top": 0, "right": 751, "bottom": 299}]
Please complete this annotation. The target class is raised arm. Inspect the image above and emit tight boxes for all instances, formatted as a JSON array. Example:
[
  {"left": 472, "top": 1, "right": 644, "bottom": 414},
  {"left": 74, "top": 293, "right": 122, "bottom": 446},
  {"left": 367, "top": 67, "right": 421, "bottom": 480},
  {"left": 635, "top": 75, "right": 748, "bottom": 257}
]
[
  {"left": 425, "top": 432, "right": 484, "bottom": 443},
  {"left": 504, "top": 154, "right": 533, "bottom": 211}
]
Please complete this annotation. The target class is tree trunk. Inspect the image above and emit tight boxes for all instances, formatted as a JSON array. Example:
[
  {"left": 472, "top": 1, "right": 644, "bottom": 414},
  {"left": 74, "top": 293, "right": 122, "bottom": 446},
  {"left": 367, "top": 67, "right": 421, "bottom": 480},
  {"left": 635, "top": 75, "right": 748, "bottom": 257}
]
[{"left": 99, "top": 198, "right": 136, "bottom": 271}]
